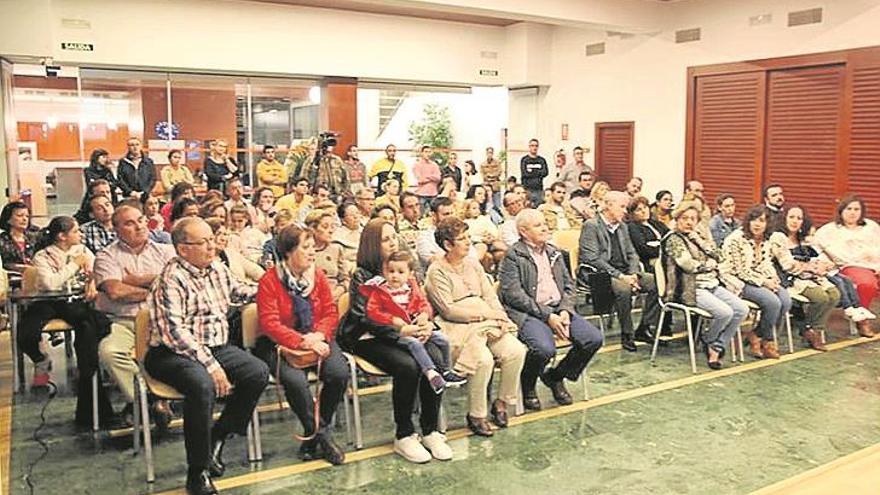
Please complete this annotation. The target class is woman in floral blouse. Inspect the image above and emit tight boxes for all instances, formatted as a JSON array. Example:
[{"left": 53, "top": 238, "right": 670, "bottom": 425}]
[{"left": 0, "top": 201, "right": 40, "bottom": 273}]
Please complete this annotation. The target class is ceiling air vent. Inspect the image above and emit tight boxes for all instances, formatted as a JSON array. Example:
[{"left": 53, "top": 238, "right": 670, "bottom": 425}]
[
  {"left": 788, "top": 7, "right": 822, "bottom": 27},
  {"left": 585, "top": 42, "right": 605, "bottom": 56},
  {"left": 480, "top": 51, "right": 498, "bottom": 60},
  {"left": 675, "top": 28, "right": 701, "bottom": 43}
]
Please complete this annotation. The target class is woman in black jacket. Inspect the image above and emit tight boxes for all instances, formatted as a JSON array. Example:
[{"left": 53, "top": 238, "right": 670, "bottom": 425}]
[
  {"left": 82, "top": 148, "right": 120, "bottom": 204},
  {"left": 337, "top": 218, "right": 451, "bottom": 464},
  {"left": 627, "top": 195, "right": 669, "bottom": 269}
]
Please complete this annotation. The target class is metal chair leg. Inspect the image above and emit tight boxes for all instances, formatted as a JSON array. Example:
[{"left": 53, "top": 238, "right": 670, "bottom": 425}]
[
  {"left": 342, "top": 387, "right": 354, "bottom": 446},
  {"left": 685, "top": 311, "right": 697, "bottom": 374},
  {"left": 246, "top": 421, "right": 256, "bottom": 462},
  {"left": 64, "top": 330, "right": 73, "bottom": 359},
  {"left": 138, "top": 376, "right": 155, "bottom": 483},
  {"left": 132, "top": 377, "right": 141, "bottom": 454},
  {"left": 785, "top": 313, "right": 795, "bottom": 353},
  {"left": 650, "top": 310, "right": 666, "bottom": 365},
  {"left": 347, "top": 357, "right": 364, "bottom": 450},
  {"left": 252, "top": 408, "right": 263, "bottom": 461},
  {"left": 92, "top": 372, "right": 100, "bottom": 432}
]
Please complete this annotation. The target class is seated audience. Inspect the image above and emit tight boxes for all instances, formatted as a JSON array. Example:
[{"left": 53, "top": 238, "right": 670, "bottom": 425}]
[
  {"left": 375, "top": 178, "right": 402, "bottom": 213},
  {"left": 161, "top": 182, "right": 196, "bottom": 232},
  {"left": 260, "top": 209, "right": 296, "bottom": 269},
  {"left": 768, "top": 205, "right": 841, "bottom": 349},
  {"left": 396, "top": 192, "right": 423, "bottom": 253},
  {"left": 650, "top": 190, "right": 674, "bottom": 229},
  {"left": 145, "top": 218, "right": 269, "bottom": 494},
  {"left": 814, "top": 194, "right": 880, "bottom": 335},
  {"left": 275, "top": 178, "right": 313, "bottom": 222},
  {"left": 305, "top": 210, "right": 350, "bottom": 299},
  {"left": 206, "top": 218, "right": 264, "bottom": 285},
  {"left": 466, "top": 184, "right": 503, "bottom": 225},
  {"left": 82, "top": 195, "right": 117, "bottom": 255},
  {"left": 462, "top": 199, "right": 506, "bottom": 272},
  {"left": 22, "top": 216, "right": 113, "bottom": 425},
  {"left": 95, "top": 203, "right": 176, "bottom": 425},
  {"left": 0, "top": 201, "right": 40, "bottom": 273},
  {"left": 159, "top": 149, "right": 195, "bottom": 202},
  {"left": 499, "top": 209, "right": 603, "bottom": 410},
  {"left": 425, "top": 218, "right": 526, "bottom": 436},
  {"left": 227, "top": 205, "right": 268, "bottom": 263},
  {"left": 721, "top": 206, "right": 792, "bottom": 359},
  {"left": 579, "top": 191, "right": 661, "bottom": 352},
  {"left": 662, "top": 203, "right": 748, "bottom": 369},
  {"left": 223, "top": 177, "right": 258, "bottom": 225},
  {"left": 170, "top": 197, "right": 201, "bottom": 226},
  {"left": 255, "top": 224, "right": 348, "bottom": 465},
  {"left": 709, "top": 193, "right": 740, "bottom": 247},
  {"left": 627, "top": 195, "right": 669, "bottom": 269},
  {"left": 251, "top": 186, "right": 277, "bottom": 234},
  {"left": 74, "top": 179, "right": 114, "bottom": 225},
  {"left": 337, "top": 219, "right": 451, "bottom": 464},
  {"left": 499, "top": 191, "right": 526, "bottom": 247},
  {"left": 538, "top": 181, "right": 582, "bottom": 232},
  {"left": 333, "top": 201, "right": 362, "bottom": 273}
]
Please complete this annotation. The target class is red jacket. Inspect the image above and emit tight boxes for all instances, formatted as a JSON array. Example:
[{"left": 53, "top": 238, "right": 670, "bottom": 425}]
[
  {"left": 360, "top": 276, "right": 432, "bottom": 327},
  {"left": 256, "top": 267, "right": 338, "bottom": 349}
]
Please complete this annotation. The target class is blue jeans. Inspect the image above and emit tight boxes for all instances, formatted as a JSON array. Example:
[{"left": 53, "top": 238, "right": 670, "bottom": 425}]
[
  {"left": 827, "top": 273, "right": 860, "bottom": 309},
  {"left": 696, "top": 286, "right": 749, "bottom": 352},
  {"left": 517, "top": 312, "right": 603, "bottom": 393},
  {"left": 398, "top": 331, "right": 451, "bottom": 374},
  {"left": 740, "top": 283, "right": 792, "bottom": 340}
]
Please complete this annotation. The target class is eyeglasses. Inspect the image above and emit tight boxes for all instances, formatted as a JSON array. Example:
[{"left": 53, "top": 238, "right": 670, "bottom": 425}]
[{"left": 181, "top": 236, "right": 215, "bottom": 246}]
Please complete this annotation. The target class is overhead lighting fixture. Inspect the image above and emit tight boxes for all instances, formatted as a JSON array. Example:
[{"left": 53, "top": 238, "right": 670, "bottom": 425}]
[{"left": 309, "top": 86, "right": 321, "bottom": 104}]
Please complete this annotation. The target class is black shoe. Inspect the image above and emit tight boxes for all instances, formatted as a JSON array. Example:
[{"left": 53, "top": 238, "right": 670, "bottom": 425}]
[
  {"left": 151, "top": 399, "right": 172, "bottom": 432},
  {"left": 466, "top": 414, "right": 494, "bottom": 437},
  {"left": 621, "top": 335, "right": 637, "bottom": 352},
  {"left": 298, "top": 437, "right": 318, "bottom": 461},
  {"left": 541, "top": 374, "right": 573, "bottom": 406},
  {"left": 522, "top": 391, "right": 542, "bottom": 411},
  {"left": 316, "top": 434, "right": 345, "bottom": 465},
  {"left": 633, "top": 326, "right": 656, "bottom": 344},
  {"left": 208, "top": 437, "right": 226, "bottom": 477},
  {"left": 185, "top": 470, "right": 218, "bottom": 495},
  {"left": 490, "top": 399, "right": 509, "bottom": 428}
]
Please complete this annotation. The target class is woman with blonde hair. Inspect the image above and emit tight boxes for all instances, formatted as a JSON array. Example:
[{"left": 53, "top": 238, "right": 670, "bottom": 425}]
[
  {"left": 375, "top": 178, "right": 402, "bottom": 213},
  {"left": 305, "top": 209, "right": 350, "bottom": 299}
]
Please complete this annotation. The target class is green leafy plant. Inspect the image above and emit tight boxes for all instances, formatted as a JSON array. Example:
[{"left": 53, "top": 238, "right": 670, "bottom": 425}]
[{"left": 408, "top": 104, "right": 453, "bottom": 166}]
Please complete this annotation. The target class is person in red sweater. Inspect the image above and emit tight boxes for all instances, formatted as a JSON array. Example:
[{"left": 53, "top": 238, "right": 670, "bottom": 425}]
[
  {"left": 360, "top": 250, "right": 466, "bottom": 394},
  {"left": 255, "top": 224, "right": 348, "bottom": 465}
]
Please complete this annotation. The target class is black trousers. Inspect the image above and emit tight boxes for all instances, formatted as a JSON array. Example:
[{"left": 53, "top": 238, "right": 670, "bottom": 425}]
[
  {"left": 144, "top": 345, "right": 269, "bottom": 471},
  {"left": 351, "top": 337, "right": 443, "bottom": 439},
  {"left": 18, "top": 300, "right": 113, "bottom": 425},
  {"left": 254, "top": 337, "right": 349, "bottom": 437}
]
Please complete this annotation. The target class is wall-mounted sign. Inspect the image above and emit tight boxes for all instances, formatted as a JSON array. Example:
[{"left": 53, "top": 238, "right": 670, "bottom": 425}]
[
  {"left": 61, "top": 42, "right": 94, "bottom": 51},
  {"left": 561, "top": 124, "right": 569, "bottom": 141},
  {"left": 479, "top": 69, "right": 499, "bottom": 77}
]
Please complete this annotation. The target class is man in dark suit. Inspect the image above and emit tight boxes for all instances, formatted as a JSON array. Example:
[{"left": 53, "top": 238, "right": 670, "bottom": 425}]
[{"left": 578, "top": 191, "right": 660, "bottom": 352}]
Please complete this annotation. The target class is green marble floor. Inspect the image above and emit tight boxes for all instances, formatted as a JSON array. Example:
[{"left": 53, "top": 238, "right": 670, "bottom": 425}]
[{"left": 7, "top": 314, "right": 880, "bottom": 495}]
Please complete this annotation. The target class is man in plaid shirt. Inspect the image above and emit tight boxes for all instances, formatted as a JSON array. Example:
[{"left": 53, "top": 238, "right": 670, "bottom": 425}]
[
  {"left": 145, "top": 217, "right": 269, "bottom": 495},
  {"left": 81, "top": 195, "right": 117, "bottom": 255}
]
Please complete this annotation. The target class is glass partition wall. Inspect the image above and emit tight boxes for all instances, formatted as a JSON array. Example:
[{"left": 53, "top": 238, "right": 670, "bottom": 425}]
[{"left": 8, "top": 65, "right": 319, "bottom": 217}]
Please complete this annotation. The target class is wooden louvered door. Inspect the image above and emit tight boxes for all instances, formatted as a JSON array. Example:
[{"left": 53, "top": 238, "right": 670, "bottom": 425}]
[
  {"left": 594, "top": 122, "right": 634, "bottom": 190},
  {"left": 692, "top": 72, "right": 765, "bottom": 206},
  {"left": 764, "top": 65, "right": 844, "bottom": 222},
  {"left": 848, "top": 65, "right": 880, "bottom": 218}
]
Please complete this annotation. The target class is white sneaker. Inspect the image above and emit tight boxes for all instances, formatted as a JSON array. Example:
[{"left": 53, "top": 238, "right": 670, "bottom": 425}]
[
  {"left": 845, "top": 307, "right": 863, "bottom": 322},
  {"left": 421, "top": 431, "right": 453, "bottom": 461},
  {"left": 858, "top": 307, "right": 877, "bottom": 320},
  {"left": 393, "top": 433, "right": 432, "bottom": 464}
]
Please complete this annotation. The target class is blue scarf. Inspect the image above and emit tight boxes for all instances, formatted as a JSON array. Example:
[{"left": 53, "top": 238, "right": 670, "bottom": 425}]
[{"left": 276, "top": 263, "right": 314, "bottom": 333}]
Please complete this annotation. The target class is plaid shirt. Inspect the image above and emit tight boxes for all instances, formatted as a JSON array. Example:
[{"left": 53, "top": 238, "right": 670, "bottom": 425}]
[
  {"left": 81, "top": 221, "right": 117, "bottom": 255},
  {"left": 148, "top": 256, "right": 256, "bottom": 373}
]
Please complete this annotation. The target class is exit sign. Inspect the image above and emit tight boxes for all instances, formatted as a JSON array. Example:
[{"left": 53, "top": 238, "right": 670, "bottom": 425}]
[{"left": 61, "top": 42, "right": 94, "bottom": 51}]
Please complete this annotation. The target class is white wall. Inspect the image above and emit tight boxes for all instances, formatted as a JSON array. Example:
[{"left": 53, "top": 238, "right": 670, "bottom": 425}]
[
  {"left": 539, "top": 0, "right": 880, "bottom": 200},
  {"left": 0, "top": 0, "right": 506, "bottom": 86}
]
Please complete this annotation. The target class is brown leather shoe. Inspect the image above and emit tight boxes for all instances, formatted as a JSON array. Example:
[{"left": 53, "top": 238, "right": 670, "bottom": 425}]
[
  {"left": 858, "top": 320, "right": 876, "bottom": 338},
  {"left": 744, "top": 331, "right": 763, "bottom": 358},
  {"left": 761, "top": 339, "right": 780, "bottom": 359},
  {"left": 466, "top": 415, "right": 494, "bottom": 437},
  {"left": 490, "top": 399, "right": 508, "bottom": 428},
  {"left": 803, "top": 329, "right": 827, "bottom": 352}
]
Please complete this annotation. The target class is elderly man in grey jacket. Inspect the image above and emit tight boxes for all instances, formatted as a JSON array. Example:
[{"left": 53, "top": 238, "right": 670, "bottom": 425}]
[
  {"left": 578, "top": 191, "right": 660, "bottom": 352},
  {"left": 499, "top": 209, "right": 603, "bottom": 411}
]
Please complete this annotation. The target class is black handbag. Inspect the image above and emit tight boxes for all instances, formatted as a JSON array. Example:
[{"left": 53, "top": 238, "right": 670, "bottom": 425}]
[{"left": 578, "top": 266, "right": 614, "bottom": 315}]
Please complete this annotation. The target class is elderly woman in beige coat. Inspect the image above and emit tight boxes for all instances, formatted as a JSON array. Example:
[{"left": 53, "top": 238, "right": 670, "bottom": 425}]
[{"left": 424, "top": 217, "right": 526, "bottom": 437}]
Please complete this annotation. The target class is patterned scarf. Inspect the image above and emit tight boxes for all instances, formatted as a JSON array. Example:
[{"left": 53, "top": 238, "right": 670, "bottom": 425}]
[{"left": 276, "top": 263, "right": 315, "bottom": 333}]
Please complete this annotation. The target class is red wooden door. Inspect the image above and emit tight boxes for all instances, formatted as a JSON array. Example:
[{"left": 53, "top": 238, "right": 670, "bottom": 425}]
[{"left": 594, "top": 122, "right": 633, "bottom": 191}]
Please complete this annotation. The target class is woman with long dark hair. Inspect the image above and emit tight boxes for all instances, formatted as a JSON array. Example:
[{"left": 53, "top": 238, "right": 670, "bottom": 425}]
[
  {"left": 337, "top": 219, "right": 451, "bottom": 464},
  {"left": 20, "top": 216, "right": 112, "bottom": 425},
  {"left": 83, "top": 148, "right": 121, "bottom": 204},
  {"left": 0, "top": 201, "right": 41, "bottom": 273}
]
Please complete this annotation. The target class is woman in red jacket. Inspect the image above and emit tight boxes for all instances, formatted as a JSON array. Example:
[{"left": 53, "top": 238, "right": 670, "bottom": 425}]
[{"left": 255, "top": 224, "right": 348, "bottom": 465}]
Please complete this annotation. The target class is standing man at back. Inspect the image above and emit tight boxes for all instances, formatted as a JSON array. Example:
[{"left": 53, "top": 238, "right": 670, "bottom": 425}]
[
  {"left": 480, "top": 146, "right": 503, "bottom": 210},
  {"left": 255, "top": 145, "right": 287, "bottom": 198},
  {"left": 413, "top": 145, "right": 442, "bottom": 212},
  {"left": 117, "top": 137, "right": 156, "bottom": 200},
  {"left": 520, "top": 139, "right": 548, "bottom": 207},
  {"left": 369, "top": 144, "right": 408, "bottom": 192}
]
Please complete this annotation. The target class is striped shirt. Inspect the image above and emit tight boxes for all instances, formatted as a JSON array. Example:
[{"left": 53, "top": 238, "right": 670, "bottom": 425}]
[{"left": 148, "top": 256, "right": 256, "bottom": 373}]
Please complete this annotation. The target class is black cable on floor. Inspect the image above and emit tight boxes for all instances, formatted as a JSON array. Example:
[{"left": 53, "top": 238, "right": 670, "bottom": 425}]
[{"left": 23, "top": 381, "right": 57, "bottom": 495}]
